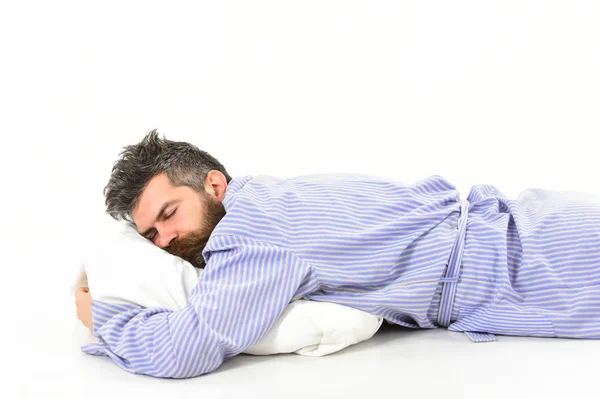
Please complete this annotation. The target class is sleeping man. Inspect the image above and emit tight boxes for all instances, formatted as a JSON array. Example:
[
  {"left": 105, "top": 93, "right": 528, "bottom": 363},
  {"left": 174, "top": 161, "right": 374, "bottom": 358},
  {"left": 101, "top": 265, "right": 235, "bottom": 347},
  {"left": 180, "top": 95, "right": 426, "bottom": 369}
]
[{"left": 75, "top": 129, "right": 600, "bottom": 378}]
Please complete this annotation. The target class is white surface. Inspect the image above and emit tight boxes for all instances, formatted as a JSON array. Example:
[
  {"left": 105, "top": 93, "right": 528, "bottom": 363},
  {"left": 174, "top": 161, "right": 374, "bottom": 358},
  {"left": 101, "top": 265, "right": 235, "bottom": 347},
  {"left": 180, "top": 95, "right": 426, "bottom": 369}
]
[
  {"left": 17, "top": 315, "right": 600, "bottom": 398},
  {"left": 2, "top": 1, "right": 600, "bottom": 398}
]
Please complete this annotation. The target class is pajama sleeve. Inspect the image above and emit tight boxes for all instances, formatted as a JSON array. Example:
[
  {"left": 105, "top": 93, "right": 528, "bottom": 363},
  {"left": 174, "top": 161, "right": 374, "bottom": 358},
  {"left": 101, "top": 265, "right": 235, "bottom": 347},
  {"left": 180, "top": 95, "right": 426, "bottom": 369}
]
[{"left": 81, "top": 237, "right": 315, "bottom": 378}]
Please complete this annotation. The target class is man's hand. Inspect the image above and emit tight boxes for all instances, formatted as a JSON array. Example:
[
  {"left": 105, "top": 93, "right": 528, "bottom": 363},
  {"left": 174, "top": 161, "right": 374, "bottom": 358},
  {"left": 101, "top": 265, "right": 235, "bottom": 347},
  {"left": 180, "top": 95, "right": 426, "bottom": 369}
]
[{"left": 75, "top": 287, "right": 93, "bottom": 330}]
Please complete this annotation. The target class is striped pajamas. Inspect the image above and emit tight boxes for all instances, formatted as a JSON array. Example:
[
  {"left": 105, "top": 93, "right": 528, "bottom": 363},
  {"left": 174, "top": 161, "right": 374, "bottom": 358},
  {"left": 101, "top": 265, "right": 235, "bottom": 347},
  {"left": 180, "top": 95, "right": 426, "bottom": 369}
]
[
  {"left": 83, "top": 173, "right": 600, "bottom": 377},
  {"left": 447, "top": 184, "right": 600, "bottom": 340}
]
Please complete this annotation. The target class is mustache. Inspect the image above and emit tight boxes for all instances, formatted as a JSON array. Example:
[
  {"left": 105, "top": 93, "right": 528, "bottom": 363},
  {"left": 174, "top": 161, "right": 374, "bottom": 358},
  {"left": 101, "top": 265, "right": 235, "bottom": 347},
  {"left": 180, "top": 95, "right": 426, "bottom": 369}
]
[
  {"left": 166, "top": 231, "right": 208, "bottom": 258},
  {"left": 164, "top": 195, "right": 227, "bottom": 268}
]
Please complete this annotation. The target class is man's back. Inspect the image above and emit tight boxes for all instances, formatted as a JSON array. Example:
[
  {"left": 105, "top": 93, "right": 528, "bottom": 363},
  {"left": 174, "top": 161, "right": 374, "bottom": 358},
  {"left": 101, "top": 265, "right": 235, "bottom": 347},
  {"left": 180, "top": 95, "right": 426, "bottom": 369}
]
[{"left": 204, "top": 173, "right": 463, "bottom": 328}]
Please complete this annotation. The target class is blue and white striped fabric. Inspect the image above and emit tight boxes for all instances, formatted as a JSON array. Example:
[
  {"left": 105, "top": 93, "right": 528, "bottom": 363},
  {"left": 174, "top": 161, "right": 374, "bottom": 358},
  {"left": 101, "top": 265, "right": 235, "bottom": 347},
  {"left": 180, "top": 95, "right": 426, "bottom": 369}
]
[
  {"left": 82, "top": 173, "right": 600, "bottom": 377},
  {"left": 446, "top": 184, "right": 600, "bottom": 340}
]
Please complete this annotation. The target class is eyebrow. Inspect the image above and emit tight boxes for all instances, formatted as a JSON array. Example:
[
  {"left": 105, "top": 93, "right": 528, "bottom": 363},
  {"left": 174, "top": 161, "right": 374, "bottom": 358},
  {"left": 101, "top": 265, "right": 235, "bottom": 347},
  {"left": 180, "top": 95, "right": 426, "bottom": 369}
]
[{"left": 139, "top": 200, "right": 179, "bottom": 238}]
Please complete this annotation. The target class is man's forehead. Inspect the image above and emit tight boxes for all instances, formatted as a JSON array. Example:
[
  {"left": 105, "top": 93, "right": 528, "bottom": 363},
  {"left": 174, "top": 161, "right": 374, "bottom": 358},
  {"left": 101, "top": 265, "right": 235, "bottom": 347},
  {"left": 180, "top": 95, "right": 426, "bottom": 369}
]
[{"left": 132, "top": 174, "right": 175, "bottom": 223}]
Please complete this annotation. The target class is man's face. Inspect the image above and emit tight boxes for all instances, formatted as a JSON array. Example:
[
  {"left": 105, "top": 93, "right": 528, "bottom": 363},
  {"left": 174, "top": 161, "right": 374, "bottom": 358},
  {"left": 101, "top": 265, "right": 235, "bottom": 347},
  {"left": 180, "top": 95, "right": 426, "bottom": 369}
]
[{"left": 132, "top": 173, "right": 227, "bottom": 268}]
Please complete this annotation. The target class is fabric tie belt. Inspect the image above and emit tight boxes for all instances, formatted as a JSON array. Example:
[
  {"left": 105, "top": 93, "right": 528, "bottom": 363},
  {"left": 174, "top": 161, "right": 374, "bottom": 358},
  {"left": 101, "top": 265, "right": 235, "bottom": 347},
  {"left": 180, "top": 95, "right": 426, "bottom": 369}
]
[{"left": 436, "top": 198, "right": 496, "bottom": 343}]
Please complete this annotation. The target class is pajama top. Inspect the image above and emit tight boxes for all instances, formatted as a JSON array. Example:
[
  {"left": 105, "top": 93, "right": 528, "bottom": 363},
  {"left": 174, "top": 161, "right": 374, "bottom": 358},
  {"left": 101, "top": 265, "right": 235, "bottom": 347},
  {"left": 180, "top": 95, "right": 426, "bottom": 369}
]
[{"left": 82, "top": 173, "right": 600, "bottom": 378}]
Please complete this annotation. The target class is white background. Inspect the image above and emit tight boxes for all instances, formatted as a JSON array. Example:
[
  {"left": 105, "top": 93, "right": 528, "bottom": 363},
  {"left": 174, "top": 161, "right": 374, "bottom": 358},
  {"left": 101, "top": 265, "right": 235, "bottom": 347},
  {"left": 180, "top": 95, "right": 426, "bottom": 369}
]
[{"left": 1, "top": 1, "right": 599, "bottom": 398}]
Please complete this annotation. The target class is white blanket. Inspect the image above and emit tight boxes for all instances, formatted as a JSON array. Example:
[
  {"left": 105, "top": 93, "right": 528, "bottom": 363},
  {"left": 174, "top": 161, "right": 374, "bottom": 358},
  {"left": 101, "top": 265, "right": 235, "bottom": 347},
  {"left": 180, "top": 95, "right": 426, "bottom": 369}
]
[{"left": 75, "top": 222, "right": 383, "bottom": 356}]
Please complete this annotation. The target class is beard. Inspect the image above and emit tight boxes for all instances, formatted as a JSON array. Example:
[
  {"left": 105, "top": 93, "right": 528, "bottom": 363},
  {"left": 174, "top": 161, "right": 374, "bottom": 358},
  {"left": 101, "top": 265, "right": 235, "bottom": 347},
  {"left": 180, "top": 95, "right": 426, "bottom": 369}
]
[{"left": 165, "top": 193, "right": 227, "bottom": 269}]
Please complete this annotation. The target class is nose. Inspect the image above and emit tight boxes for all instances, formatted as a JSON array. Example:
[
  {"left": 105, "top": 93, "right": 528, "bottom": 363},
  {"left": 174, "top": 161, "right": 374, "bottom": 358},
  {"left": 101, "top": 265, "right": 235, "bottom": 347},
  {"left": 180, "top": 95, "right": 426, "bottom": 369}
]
[{"left": 157, "top": 229, "right": 177, "bottom": 249}]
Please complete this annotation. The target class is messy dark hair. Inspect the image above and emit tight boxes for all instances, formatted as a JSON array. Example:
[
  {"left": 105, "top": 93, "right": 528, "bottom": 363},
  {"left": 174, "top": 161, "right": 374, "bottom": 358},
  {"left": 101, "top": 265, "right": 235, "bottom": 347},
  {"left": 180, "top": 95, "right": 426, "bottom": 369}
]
[{"left": 104, "top": 129, "right": 232, "bottom": 225}]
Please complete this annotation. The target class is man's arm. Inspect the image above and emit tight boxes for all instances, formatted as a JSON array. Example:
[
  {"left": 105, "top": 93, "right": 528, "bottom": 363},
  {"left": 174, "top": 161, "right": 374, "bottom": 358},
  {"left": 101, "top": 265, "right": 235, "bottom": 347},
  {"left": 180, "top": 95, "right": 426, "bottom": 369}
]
[{"left": 80, "top": 238, "right": 314, "bottom": 378}]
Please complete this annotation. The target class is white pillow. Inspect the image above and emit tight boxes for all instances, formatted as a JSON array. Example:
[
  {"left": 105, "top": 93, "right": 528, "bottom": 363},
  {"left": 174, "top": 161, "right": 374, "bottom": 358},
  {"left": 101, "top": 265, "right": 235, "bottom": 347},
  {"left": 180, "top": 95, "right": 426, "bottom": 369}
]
[{"left": 75, "top": 221, "right": 382, "bottom": 357}]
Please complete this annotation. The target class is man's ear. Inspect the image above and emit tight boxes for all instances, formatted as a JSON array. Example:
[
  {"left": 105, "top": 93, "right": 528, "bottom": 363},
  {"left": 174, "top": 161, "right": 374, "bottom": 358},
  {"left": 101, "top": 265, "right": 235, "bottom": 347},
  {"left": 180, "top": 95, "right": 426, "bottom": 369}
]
[{"left": 204, "top": 170, "right": 228, "bottom": 201}]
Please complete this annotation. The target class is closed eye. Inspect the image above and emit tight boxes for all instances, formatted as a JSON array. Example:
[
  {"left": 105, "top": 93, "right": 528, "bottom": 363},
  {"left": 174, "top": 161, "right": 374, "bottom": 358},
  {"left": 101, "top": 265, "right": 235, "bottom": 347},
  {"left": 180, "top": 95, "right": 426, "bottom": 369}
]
[
  {"left": 147, "top": 209, "right": 177, "bottom": 242},
  {"left": 165, "top": 209, "right": 176, "bottom": 220}
]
